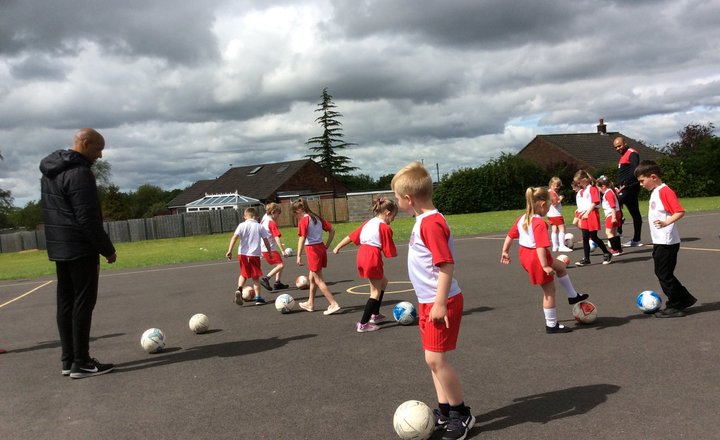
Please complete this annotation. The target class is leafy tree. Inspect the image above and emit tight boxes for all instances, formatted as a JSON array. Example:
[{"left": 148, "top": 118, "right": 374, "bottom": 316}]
[
  {"left": 101, "top": 184, "right": 132, "bottom": 221},
  {"left": 376, "top": 174, "right": 395, "bottom": 190},
  {"left": 92, "top": 159, "right": 112, "bottom": 189},
  {"left": 0, "top": 151, "right": 13, "bottom": 228},
  {"left": 130, "top": 184, "right": 168, "bottom": 218},
  {"left": 337, "top": 173, "right": 377, "bottom": 192},
  {"left": 662, "top": 122, "right": 715, "bottom": 157},
  {"left": 9, "top": 200, "right": 43, "bottom": 230},
  {"left": 306, "top": 87, "right": 357, "bottom": 175}
]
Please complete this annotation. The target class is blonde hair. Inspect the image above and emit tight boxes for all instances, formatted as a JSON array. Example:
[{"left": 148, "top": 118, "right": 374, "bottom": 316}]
[
  {"left": 265, "top": 202, "right": 281, "bottom": 215},
  {"left": 548, "top": 176, "right": 562, "bottom": 189},
  {"left": 573, "top": 169, "right": 594, "bottom": 185},
  {"left": 523, "top": 187, "right": 550, "bottom": 231},
  {"left": 372, "top": 195, "right": 398, "bottom": 216},
  {"left": 391, "top": 161, "right": 433, "bottom": 200},
  {"left": 244, "top": 207, "right": 257, "bottom": 218},
  {"left": 291, "top": 198, "right": 320, "bottom": 224}
]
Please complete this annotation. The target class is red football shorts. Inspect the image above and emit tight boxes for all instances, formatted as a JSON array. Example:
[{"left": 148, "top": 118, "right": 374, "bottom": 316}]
[
  {"left": 418, "top": 293, "right": 463, "bottom": 352},
  {"left": 262, "top": 250, "right": 283, "bottom": 265},
  {"left": 305, "top": 244, "right": 327, "bottom": 272},
  {"left": 238, "top": 255, "right": 263, "bottom": 278}
]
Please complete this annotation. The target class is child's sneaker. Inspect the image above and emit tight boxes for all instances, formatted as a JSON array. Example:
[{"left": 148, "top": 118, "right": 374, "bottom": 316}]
[
  {"left": 369, "top": 313, "right": 386, "bottom": 324},
  {"left": 443, "top": 410, "right": 475, "bottom": 440},
  {"left": 568, "top": 292, "right": 589, "bottom": 305},
  {"left": 62, "top": 361, "right": 72, "bottom": 376},
  {"left": 234, "top": 289, "right": 244, "bottom": 306},
  {"left": 323, "top": 303, "right": 342, "bottom": 315},
  {"left": 356, "top": 322, "right": 379, "bottom": 332},
  {"left": 545, "top": 323, "right": 572, "bottom": 333},
  {"left": 552, "top": 246, "right": 559, "bottom": 252},
  {"left": 558, "top": 245, "right": 574, "bottom": 252},
  {"left": 433, "top": 408, "right": 449, "bottom": 430},
  {"left": 273, "top": 281, "right": 289, "bottom": 290},
  {"left": 69, "top": 358, "right": 114, "bottom": 379},
  {"left": 602, "top": 253, "right": 613, "bottom": 265},
  {"left": 575, "top": 258, "right": 591, "bottom": 267},
  {"left": 259, "top": 276, "right": 273, "bottom": 291},
  {"left": 255, "top": 296, "right": 267, "bottom": 305},
  {"left": 609, "top": 248, "right": 623, "bottom": 256}
]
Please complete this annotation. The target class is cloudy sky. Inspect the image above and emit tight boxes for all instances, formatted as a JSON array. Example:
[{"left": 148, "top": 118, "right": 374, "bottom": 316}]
[{"left": 1, "top": 0, "right": 719, "bottom": 206}]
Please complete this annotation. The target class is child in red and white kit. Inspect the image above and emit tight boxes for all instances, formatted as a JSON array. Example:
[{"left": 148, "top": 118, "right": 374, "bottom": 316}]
[
  {"left": 333, "top": 196, "right": 398, "bottom": 332},
  {"left": 259, "top": 203, "right": 290, "bottom": 291},
  {"left": 574, "top": 170, "right": 612, "bottom": 266},
  {"left": 548, "top": 176, "right": 573, "bottom": 253},
  {"left": 292, "top": 198, "right": 341, "bottom": 316},
  {"left": 226, "top": 207, "right": 273, "bottom": 305},
  {"left": 501, "top": 187, "right": 589, "bottom": 334},
  {"left": 596, "top": 176, "right": 623, "bottom": 255}
]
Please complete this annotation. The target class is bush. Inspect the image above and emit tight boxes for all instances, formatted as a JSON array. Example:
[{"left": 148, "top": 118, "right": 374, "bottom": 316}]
[{"left": 434, "top": 154, "right": 548, "bottom": 214}]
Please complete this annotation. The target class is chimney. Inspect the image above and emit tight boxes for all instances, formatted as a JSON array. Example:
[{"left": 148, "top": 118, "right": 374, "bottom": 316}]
[{"left": 597, "top": 118, "right": 607, "bottom": 135}]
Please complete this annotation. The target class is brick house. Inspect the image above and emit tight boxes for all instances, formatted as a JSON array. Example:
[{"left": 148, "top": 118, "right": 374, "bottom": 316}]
[
  {"left": 167, "top": 159, "right": 349, "bottom": 216},
  {"left": 518, "top": 119, "right": 664, "bottom": 172}
]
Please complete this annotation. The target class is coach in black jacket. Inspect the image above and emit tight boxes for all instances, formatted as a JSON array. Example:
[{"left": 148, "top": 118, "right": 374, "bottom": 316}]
[{"left": 40, "top": 128, "right": 117, "bottom": 379}]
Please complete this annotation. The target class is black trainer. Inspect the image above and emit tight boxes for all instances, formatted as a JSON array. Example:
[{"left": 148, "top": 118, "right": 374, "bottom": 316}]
[
  {"left": 433, "top": 408, "right": 449, "bottom": 431},
  {"left": 575, "top": 258, "right": 591, "bottom": 267},
  {"left": 546, "top": 323, "right": 572, "bottom": 333},
  {"left": 69, "top": 358, "right": 114, "bottom": 379},
  {"left": 274, "top": 281, "right": 290, "bottom": 290},
  {"left": 678, "top": 296, "right": 697, "bottom": 310},
  {"left": 568, "top": 292, "right": 589, "bottom": 305},
  {"left": 62, "top": 361, "right": 72, "bottom": 376},
  {"left": 602, "top": 253, "right": 613, "bottom": 265},
  {"left": 259, "top": 277, "right": 273, "bottom": 291},
  {"left": 443, "top": 410, "right": 475, "bottom": 440},
  {"left": 654, "top": 308, "right": 686, "bottom": 318}
]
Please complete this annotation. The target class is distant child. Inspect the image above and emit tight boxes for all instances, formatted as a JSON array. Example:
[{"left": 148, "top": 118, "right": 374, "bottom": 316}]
[
  {"left": 595, "top": 176, "right": 623, "bottom": 255},
  {"left": 391, "top": 161, "right": 475, "bottom": 440},
  {"left": 573, "top": 170, "right": 612, "bottom": 266},
  {"left": 501, "top": 187, "right": 589, "bottom": 334},
  {"left": 259, "top": 203, "right": 290, "bottom": 291},
  {"left": 547, "top": 177, "right": 573, "bottom": 252},
  {"left": 333, "top": 196, "right": 398, "bottom": 332},
  {"left": 226, "top": 207, "right": 274, "bottom": 305},
  {"left": 292, "top": 198, "right": 342, "bottom": 315},
  {"left": 635, "top": 161, "right": 696, "bottom": 317}
]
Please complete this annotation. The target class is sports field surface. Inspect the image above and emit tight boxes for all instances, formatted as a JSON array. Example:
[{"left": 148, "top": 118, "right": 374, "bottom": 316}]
[{"left": 1, "top": 211, "right": 719, "bottom": 439}]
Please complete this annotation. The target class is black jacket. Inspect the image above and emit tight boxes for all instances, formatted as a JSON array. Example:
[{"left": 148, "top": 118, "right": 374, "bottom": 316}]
[{"left": 39, "top": 149, "right": 115, "bottom": 261}]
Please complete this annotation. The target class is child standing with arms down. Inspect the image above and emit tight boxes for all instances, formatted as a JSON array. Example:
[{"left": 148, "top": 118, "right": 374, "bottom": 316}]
[
  {"left": 333, "top": 196, "right": 398, "bottom": 332},
  {"left": 391, "top": 162, "right": 474, "bottom": 440},
  {"left": 596, "top": 176, "right": 623, "bottom": 255},
  {"left": 501, "top": 187, "right": 589, "bottom": 334},
  {"left": 259, "top": 203, "right": 290, "bottom": 291},
  {"left": 292, "top": 198, "right": 342, "bottom": 315},
  {"left": 547, "top": 176, "right": 573, "bottom": 252},
  {"left": 574, "top": 170, "right": 612, "bottom": 266},
  {"left": 226, "top": 207, "right": 274, "bottom": 305},
  {"left": 635, "top": 161, "right": 697, "bottom": 317}
]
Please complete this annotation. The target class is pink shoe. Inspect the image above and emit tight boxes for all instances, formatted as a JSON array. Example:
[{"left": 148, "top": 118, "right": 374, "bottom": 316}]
[
  {"left": 369, "top": 313, "right": 386, "bottom": 324},
  {"left": 356, "top": 322, "right": 379, "bottom": 333}
]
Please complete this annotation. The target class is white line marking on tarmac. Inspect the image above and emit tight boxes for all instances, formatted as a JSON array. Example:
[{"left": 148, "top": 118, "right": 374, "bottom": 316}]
[{"left": 0, "top": 280, "right": 53, "bottom": 309}]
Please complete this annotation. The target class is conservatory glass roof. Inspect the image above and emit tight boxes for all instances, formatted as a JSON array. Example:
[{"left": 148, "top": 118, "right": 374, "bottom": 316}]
[{"left": 185, "top": 192, "right": 260, "bottom": 207}]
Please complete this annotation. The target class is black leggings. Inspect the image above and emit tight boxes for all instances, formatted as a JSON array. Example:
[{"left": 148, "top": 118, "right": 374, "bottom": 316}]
[
  {"left": 582, "top": 229, "right": 609, "bottom": 260},
  {"left": 618, "top": 184, "right": 642, "bottom": 242}
]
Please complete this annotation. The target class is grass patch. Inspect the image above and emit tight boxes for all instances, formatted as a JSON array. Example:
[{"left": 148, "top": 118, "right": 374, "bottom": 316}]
[{"left": 2, "top": 196, "right": 717, "bottom": 281}]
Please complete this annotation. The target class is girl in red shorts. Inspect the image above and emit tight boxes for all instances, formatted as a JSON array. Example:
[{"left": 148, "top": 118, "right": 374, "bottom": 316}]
[
  {"left": 501, "top": 187, "right": 589, "bottom": 333},
  {"left": 574, "top": 170, "right": 612, "bottom": 266},
  {"left": 596, "top": 176, "right": 623, "bottom": 255},
  {"left": 548, "top": 176, "right": 574, "bottom": 253},
  {"left": 333, "top": 196, "right": 398, "bottom": 332},
  {"left": 292, "top": 199, "right": 341, "bottom": 315},
  {"left": 260, "top": 203, "right": 290, "bottom": 291}
]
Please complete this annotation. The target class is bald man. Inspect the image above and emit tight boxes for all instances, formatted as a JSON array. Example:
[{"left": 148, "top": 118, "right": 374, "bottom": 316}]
[
  {"left": 40, "top": 128, "right": 117, "bottom": 379},
  {"left": 613, "top": 136, "right": 643, "bottom": 246}
]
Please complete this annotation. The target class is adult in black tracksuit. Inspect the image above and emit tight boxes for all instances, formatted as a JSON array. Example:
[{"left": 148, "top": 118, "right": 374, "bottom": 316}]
[
  {"left": 613, "top": 136, "right": 643, "bottom": 246},
  {"left": 40, "top": 128, "right": 117, "bottom": 379}
]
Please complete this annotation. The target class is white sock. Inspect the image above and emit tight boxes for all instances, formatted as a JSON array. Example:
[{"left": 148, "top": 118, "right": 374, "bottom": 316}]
[
  {"left": 558, "top": 231, "right": 566, "bottom": 247},
  {"left": 544, "top": 307, "right": 557, "bottom": 327},
  {"left": 551, "top": 232, "right": 559, "bottom": 249},
  {"left": 557, "top": 274, "right": 578, "bottom": 298}
]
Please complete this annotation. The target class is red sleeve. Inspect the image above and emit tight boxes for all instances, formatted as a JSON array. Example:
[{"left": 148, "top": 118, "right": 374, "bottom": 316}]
[
  {"left": 605, "top": 190, "right": 618, "bottom": 209},
  {"left": 321, "top": 218, "right": 333, "bottom": 232},
  {"left": 297, "top": 216, "right": 309, "bottom": 237},
  {"left": 268, "top": 220, "right": 281, "bottom": 238},
  {"left": 590, "top": 186, "right": 601, "bottom": 204},
  {"left": 419, "top": 215, "right": 454, "bottom": 267},
  {"left": 507, "top": 216, "right": 521, "bottom": 239},
  {"left": 532, "top": 218, "right": 551, "bottom": 248},
  {"left": 348, "top": 222, "right": 365, "bottom": 245},
  {"left": 551, "top": 190, "right": 559, "bottom": 204},
  {"left": 659, "top": 186, "right": 684, "bottom": 214},
  {"left": 379, "top": 222, "right": 397, "bottom": 258}
]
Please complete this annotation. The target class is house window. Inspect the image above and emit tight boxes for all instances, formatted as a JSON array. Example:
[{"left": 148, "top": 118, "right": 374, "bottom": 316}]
[
  {"left": 248, "top": 166, "right": 263, "bottom": 175},
  {"left": 276, "top": 164, "right": 289, "bottom": 174}
]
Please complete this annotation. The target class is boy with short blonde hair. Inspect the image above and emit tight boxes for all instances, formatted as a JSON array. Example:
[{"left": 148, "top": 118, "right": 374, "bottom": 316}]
[
  {"left": 391, "top": 161, "right": 474, "bottom": 440},
  {"left": 226, "top": 207, "right": 273, "bottom": 305},
  {"left": 635, "top": 160, "right": 696, "bottom": 317}
]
